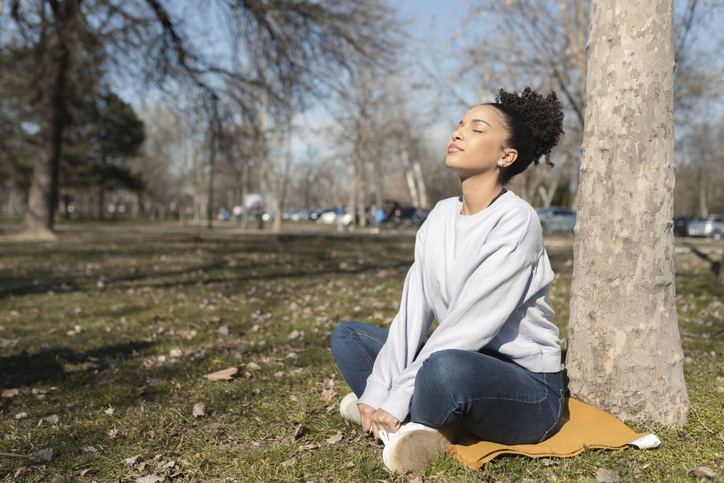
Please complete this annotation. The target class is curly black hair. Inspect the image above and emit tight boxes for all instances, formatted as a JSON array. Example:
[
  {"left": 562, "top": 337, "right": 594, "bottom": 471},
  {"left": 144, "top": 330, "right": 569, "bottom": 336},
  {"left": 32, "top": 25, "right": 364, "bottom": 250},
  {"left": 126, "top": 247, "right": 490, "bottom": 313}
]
[{"left": 484, "top": 87, "right": 564, "bottom": 185}]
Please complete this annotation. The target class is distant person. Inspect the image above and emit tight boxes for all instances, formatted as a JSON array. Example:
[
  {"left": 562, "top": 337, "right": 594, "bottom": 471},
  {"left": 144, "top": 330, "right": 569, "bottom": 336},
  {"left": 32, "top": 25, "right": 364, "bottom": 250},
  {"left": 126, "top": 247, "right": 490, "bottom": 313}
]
[
  {"left": 330, "top": 87, "right": 566, "bottom": 473},
  {"left": 374, "top": 206, "right": 385, "bottom": 233}
]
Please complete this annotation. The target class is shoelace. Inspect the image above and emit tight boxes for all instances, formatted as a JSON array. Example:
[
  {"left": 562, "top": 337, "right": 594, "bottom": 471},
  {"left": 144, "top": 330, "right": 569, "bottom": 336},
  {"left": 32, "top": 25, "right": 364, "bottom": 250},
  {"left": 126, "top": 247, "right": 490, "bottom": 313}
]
[
  {"left": 378, "top": 429, "right": 392, "bottom": 445},
  {"left": 378, "top": 427, "right": 406, "bottom": 446}
]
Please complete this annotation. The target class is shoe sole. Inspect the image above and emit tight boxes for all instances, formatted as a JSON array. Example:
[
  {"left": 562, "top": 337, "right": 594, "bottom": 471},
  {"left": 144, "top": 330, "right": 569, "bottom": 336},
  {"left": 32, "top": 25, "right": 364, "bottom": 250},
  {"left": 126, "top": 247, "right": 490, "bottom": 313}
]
[{"left": 383, "top": 427, "right": 453, "bottom": 474}]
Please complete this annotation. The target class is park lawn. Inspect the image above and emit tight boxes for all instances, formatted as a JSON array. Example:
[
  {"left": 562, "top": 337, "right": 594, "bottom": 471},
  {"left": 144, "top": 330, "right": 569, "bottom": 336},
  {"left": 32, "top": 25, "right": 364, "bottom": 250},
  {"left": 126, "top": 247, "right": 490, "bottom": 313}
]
[{"left": 0, "top": 231, "right": 722, "bottom": 482}]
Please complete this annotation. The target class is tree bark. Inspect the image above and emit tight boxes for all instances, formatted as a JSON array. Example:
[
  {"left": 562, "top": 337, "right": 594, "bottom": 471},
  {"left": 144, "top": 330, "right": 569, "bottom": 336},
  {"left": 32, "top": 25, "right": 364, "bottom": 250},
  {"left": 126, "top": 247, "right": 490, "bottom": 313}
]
[
  {"left": 240, "top": 154, "right": 249, "bottom": 230},
  {"left": 698, "top": 168, "right": 708, "bottom": 217},
  {"left": 19, "top": 3, "right": 77, "bottom": 241},
  {"left": 538, "top": 181, "right": 558, "bottom": 209},
  {"left": 413, "top": 160, "right": 429, "bottom": 209},
  {"left": 402, "top": 150, "right": 420, "bottom": 207},
  {"left": 0, "top": 0, "right": 5, "bottom": 39},
  {"left": 566, "top": 0, "right": 689, "bottom": 426}
]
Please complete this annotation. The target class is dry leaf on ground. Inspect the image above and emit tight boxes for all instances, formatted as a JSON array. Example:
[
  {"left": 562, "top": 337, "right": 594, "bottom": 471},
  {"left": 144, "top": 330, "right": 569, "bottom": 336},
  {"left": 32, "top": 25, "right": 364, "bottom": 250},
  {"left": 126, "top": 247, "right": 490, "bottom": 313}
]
[
  {"left": 326, "top": 432, "right": 343, "bottom": 445},
  {"left": 1, "top": 388, "right": 19, "bottom": 398},
  {"left": 297, "top": 444, "right": 318, "bottom": 452},
  {"left": 688, "top": 466, "right": 716, "bottom": 478},
  {"left": 31, "top": 448, "right": 52, "bottom": 462},
  {"left": 192, "top": 403, "right": 207, "bottom": 417},
  {"left": 203, "top": 367, "right": 238, "bottom": 381},
  {"left": 596, "top": 468, "right": 621, "bottom": 482},
  {"left": 321, "top": 387, "right": 337, "bottom": 400},
  {"left": 123, "top": 455, "right": 140, "bottom": 466},
  {"left": 136, "top": 476, "right": 164, "bottom": 483}
]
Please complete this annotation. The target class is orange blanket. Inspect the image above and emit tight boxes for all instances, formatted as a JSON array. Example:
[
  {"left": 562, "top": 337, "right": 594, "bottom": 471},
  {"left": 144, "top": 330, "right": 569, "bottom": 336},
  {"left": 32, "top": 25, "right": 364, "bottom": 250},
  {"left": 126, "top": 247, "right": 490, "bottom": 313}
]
[{"left": 448, "top": 398, "right": 657, "bottom": 470}]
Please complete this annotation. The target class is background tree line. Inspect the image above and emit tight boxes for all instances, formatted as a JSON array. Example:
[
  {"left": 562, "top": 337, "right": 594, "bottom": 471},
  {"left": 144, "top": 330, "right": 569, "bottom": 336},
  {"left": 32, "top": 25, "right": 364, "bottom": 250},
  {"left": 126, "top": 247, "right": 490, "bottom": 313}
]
[{"left": 1, "top": 0, "right": 723, "bottom": 236}]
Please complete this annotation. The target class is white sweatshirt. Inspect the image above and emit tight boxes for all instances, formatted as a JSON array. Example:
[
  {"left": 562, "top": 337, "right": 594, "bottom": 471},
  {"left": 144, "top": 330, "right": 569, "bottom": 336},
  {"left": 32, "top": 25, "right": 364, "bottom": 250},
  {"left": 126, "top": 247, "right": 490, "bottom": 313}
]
[{"left": 358, "top": 192, "right": 561, "bottom": 422}]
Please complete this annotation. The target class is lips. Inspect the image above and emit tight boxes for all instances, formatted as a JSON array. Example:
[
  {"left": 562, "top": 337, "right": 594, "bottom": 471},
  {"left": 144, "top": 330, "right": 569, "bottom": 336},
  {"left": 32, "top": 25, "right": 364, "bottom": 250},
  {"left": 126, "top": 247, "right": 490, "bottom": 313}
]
[{"left": 447, "top": 143, "right": 463, "bottom": 153}]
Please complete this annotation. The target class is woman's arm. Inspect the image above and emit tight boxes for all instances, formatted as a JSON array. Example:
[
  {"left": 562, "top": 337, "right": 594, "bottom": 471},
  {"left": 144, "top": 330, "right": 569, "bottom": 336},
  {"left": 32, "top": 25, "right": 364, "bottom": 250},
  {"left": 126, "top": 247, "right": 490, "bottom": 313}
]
[
  {"left": 357, "top": 220, "right": 434, "bottom": 412},
  {"left": 378, "top": 210, "right": 552, "bottom": 422}
]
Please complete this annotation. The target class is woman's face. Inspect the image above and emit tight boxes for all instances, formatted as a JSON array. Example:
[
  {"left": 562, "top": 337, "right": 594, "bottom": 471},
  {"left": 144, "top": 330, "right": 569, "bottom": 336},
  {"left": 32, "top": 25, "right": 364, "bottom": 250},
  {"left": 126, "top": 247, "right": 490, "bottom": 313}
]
[{"left": 445, "top": 105, "right": 517, "bottom": 180}]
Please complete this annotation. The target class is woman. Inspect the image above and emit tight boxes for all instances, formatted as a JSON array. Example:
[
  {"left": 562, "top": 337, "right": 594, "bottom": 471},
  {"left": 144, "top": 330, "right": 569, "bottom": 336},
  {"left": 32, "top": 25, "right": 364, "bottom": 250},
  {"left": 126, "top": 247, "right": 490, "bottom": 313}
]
[{"left": 330, "top": 87, "right": 566, "bottom": 474}]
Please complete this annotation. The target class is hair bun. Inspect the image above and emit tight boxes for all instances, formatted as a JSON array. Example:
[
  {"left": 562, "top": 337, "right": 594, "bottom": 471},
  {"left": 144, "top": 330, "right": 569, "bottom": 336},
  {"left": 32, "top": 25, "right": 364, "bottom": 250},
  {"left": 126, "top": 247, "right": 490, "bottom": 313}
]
[{"left": 496, "top": 87, "right": 564, "bottom": 168}]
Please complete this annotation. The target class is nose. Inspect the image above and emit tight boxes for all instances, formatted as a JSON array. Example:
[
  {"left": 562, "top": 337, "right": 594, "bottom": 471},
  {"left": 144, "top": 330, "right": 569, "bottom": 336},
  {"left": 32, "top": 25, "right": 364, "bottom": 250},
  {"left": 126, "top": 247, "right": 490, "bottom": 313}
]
[{"left": 451, "top": 128, "right": 462, "bottom": 141}]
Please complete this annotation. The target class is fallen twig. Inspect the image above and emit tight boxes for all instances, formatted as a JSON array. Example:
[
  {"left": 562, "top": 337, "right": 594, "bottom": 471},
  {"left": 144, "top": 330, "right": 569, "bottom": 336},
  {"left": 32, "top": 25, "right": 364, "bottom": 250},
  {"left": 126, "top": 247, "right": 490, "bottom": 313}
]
[
  {"left": 691, "top": 406, "right": 715, "bottom": 434},
  {"left": 0, "top": 448, "right": 52, "bottom": 462},
  {"left": 0, "top": 452, "right": 37, "bottom": 460}
]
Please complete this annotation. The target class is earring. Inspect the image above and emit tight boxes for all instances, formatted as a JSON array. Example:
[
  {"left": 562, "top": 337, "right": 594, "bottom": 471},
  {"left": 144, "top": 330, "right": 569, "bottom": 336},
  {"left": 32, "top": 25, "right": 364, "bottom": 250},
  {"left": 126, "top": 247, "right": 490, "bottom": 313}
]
[{"left": 499, "top": 162, "right": 504, "bottom": 166}]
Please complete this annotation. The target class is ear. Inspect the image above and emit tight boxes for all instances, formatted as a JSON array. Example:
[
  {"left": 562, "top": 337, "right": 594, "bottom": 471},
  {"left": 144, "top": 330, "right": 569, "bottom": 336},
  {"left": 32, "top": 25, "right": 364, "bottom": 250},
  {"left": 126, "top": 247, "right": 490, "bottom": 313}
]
[{"left": 499, "top": 149, "right": 518, "bottom": 167}]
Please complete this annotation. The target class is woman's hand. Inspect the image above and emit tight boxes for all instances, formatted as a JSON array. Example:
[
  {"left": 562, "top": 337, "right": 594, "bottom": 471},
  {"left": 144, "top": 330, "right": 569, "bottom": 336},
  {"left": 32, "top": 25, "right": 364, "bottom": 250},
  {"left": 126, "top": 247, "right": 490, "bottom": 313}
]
[
  {"left": 358, "top": 403, "right": 375, "bottom": 433},
  {"left": 358, "top": 403, "right": 401, "bottom": 440},
  {"left": 370, "top": 409, "right": 401, "bottom": 438}
]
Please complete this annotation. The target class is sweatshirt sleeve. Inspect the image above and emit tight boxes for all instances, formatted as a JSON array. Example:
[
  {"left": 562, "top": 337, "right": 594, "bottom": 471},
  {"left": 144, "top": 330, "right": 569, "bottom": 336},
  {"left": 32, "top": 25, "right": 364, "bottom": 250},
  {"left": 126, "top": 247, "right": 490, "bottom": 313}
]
[
  {"left": 357, "top": 221, "right": 434, "bottom": 412},
  {"left": 378, "top": 209, "right": 544, "bottom": 422}
]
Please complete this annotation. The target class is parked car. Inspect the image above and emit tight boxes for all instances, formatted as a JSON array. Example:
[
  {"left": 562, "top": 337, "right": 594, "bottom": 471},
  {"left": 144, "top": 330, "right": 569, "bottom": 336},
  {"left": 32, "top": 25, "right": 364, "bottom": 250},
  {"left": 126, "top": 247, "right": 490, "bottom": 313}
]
[
  {"left": 673, "top": 215, "right": 696, "bottom": 237},
  {"left": 309, "top": 208, "right": 333, "bottom": 221},
  {"left": 388, "top": 206, "right": 428, "bottom": 226},
  {"left": 536, "top": 207, "right": 576, "bottom": 232},
  {"left": 317, "top": 210, "right": 353, "bottom": 225},
  {"left": 687, "top": 215, "right": 724, "bottom": 240}
]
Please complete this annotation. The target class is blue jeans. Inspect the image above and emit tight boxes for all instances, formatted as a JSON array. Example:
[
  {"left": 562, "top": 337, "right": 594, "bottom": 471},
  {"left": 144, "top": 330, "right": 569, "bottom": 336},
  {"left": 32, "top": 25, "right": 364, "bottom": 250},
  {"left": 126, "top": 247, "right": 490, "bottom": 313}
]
[{"left": 330, "top": 320, "right": 565, "bottom": 445}]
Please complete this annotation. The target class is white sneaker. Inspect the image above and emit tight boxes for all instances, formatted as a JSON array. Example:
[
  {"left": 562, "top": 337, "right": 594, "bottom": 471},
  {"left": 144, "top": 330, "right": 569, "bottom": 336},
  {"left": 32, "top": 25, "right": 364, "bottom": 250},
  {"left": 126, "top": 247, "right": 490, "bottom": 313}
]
[
  {"left": 339, "top": 392, "right": 361, "bottom": 425},
  {"left": 380, "top": 422, "right": 454, "bottom": 474}
]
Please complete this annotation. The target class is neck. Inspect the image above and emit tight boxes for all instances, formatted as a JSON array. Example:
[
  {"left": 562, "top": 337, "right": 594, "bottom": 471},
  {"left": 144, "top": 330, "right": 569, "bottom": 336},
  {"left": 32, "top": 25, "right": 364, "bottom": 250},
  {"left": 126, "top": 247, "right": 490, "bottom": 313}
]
[{"left": 459, "top": 174, "right": 505, "bottom": 216}]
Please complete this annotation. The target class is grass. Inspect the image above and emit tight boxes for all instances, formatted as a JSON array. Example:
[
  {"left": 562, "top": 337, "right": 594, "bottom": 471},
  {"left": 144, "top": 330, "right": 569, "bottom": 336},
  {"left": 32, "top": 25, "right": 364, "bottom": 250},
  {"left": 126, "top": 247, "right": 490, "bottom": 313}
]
[{"left": 0, "top": 230, "right": 723, "bottom": 482}]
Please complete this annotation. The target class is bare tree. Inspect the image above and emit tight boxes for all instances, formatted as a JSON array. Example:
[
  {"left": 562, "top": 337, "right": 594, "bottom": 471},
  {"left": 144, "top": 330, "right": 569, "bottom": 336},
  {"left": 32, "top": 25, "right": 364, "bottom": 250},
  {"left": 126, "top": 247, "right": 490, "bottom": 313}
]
[
  {"left": 6, "top": 0, "right": 398, "bottom": 240},
  {"left": 452, "top": 0, "right": 723, "bottom": 207},
  {"left": 566, "top": 0, "right": 689, "bottom": 426}
]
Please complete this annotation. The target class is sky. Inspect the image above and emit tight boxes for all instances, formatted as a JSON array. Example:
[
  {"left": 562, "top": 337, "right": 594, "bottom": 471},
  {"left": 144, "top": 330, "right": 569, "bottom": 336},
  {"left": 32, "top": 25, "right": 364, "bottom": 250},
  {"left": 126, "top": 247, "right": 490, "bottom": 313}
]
[
  {"left": 396, "top": 0, "right": 461, "bottom": 43},
  {"left": 289, "top": 0, "right": 473, "bottom": 159}
]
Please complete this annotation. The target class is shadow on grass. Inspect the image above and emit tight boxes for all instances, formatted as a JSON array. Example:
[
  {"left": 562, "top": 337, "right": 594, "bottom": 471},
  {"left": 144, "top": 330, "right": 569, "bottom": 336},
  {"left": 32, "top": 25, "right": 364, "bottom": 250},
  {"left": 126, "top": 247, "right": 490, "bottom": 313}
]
[
  {"left": 0, "top": 233, "right": 414, "bottom": 300},
  {"left": 0, "top": 340, "right": 153, "bottom": 389},
  {"left": 684, "top": 243, "right": 722, "bottom": 275}
]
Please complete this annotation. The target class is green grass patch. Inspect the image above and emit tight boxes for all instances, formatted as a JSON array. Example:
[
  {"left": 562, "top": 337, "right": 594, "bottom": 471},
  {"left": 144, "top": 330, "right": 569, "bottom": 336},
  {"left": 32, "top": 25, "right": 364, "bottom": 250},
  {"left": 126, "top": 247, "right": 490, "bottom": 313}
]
[{"left": 0, "top": 231, "right": 723, "bottom": 482}]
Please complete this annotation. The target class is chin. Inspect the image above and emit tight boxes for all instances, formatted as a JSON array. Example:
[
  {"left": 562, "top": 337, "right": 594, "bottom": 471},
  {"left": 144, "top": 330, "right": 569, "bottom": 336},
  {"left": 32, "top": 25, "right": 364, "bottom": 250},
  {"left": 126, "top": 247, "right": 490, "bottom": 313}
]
[{"left": 444, "top": 155, "right": 459, "bottom": 169}]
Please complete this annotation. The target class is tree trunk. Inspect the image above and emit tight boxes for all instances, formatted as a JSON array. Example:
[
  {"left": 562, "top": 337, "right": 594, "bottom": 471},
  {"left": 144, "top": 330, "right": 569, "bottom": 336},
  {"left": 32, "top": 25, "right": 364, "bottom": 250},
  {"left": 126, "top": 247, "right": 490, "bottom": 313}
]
[
  {"left": 413, "top": 160, "right": 429, "bottom": 209},
  {"left": 374, "top": 161, "right": 384, "bottom": 207},
  {"left": 19, "top": 6, "right": 74, "bottom": 241},
  {"left": 698, "top": 168, "right": 708, "bottom": 217},
  {"left": 566, "top": 0, "right": 689, "bottom": 426},
  {"left": 538, "top": 181, "right": 558, "bottom": 209},
  {"left": 357, "top": 166, "right": 367, "bottom": 227},
  {"left": 0, "top": 0, "right": 5, "bottom": 40},
  {"left": 193, "top": 149, "right": 204, "bottom": 224},
  {"left": 402, "top": 150, "right": 420, "bottom": 207},
  {"left": 240, "top": 155, "right": 249, "bottom": 229},
  {"left": 347, "top": 164, "right": 359, "bottom": 232},
  {"left": 98, "top": 167, "right": 105, "bottom": 220}
]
